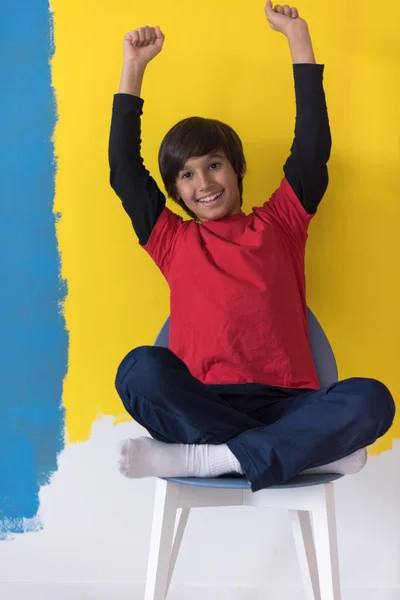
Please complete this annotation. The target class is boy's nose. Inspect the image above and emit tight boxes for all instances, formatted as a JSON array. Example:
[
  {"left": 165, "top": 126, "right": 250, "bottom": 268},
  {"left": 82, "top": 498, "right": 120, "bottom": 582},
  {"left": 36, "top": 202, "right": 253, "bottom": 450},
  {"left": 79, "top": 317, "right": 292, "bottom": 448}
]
[{"left": 197, "top": 172, "right": 212, "bottom": 190}]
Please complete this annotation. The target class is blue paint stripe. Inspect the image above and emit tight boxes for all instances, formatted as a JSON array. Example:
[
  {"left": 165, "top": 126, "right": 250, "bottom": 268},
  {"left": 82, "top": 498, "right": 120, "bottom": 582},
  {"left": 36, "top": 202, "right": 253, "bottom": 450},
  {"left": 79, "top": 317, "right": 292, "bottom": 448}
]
[{"left": 0, "top": 1, "right": 67, "bottom": 536}]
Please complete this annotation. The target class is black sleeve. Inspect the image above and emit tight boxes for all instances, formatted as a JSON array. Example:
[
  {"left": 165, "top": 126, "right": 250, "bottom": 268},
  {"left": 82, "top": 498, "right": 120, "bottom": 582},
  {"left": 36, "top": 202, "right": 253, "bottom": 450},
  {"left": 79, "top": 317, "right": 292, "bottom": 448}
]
[
  {"left": 283, "top": 64, "right": 332, "bottom": 214},
  {"left": 108, "top": 93, "right": 166, "bottom": 245}
]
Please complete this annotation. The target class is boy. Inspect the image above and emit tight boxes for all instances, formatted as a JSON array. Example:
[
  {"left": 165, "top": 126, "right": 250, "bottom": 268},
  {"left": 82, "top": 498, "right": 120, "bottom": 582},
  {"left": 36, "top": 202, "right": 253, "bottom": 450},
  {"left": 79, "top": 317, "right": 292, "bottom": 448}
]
[{"left": 109, "top": 2, "right": 394, "bottom": 492}]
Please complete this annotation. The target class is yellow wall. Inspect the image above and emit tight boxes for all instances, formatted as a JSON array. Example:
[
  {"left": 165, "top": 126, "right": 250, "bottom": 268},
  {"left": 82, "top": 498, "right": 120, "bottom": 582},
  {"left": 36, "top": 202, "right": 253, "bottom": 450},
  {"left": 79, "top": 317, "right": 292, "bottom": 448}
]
[{"left": 50, "top": 0, "right": 400, "bottom": 450}]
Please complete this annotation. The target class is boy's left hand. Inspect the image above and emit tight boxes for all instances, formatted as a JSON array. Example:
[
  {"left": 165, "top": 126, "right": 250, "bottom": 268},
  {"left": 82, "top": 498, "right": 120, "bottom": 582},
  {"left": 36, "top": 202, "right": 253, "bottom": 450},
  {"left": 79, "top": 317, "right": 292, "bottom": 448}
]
[{"left": 264, "top": 0, "right": 307, "bottom": 36}]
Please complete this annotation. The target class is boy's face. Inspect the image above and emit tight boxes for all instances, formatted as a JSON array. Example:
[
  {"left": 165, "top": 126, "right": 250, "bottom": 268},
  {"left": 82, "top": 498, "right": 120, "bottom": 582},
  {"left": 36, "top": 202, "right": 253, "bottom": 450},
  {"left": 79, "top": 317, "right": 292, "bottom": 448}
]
[{"left": 175, "top": 150, "right": 243, "bottom": 222}]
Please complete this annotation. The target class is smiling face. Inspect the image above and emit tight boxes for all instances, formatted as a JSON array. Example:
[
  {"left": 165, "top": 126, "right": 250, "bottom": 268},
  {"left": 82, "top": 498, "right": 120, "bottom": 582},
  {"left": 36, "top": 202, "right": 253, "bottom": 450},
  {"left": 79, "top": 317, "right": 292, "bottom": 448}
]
[
  {"left": 158, "top": 116, "right": 246, "bottom": 222},
  {"left": 175, "top": 151, "right": 243, "bottom": 222}
]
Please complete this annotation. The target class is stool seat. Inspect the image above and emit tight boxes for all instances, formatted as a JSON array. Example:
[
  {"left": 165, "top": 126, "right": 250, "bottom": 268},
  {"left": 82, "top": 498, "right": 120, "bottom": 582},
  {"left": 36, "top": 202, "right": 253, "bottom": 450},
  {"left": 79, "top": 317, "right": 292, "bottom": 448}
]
[{"left": 164, "top": 472, "right": 343, "bottom": 489}]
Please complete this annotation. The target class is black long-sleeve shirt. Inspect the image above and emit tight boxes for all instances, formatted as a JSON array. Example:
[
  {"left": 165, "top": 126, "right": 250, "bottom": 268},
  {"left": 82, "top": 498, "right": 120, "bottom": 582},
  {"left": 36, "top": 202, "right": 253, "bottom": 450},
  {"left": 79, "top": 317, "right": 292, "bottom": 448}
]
[{"left": 109, "top": 63, "right": 331, "bottom": 246}]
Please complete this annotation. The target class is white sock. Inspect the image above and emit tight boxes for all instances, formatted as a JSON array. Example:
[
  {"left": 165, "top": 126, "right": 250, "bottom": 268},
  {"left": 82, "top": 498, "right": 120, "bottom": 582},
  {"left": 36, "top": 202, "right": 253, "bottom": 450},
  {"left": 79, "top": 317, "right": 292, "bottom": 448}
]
[
  {"left": 118, "top": 437, "right": 243, "bottom": 479},
  {"left": 302, "top": 448, "right": 367, "bottom": 475}
]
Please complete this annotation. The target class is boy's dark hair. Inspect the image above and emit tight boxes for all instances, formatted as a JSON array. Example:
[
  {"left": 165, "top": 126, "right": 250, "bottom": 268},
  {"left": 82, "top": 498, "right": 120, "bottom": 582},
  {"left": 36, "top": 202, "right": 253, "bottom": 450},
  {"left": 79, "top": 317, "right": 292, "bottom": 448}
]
[{"left": 158, "top": 117, "right": 246, "bottom": 220}]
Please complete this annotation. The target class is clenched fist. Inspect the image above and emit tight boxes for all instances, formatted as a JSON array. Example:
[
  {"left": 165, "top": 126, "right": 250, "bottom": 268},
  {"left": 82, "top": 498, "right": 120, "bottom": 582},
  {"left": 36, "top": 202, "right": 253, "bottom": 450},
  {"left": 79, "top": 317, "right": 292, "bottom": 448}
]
[
  {"left": 124, "top": 26, "right": 165, "bottom": 66},
  {"left": 265, "top": 0, "right": 307, "bottom": 36}
]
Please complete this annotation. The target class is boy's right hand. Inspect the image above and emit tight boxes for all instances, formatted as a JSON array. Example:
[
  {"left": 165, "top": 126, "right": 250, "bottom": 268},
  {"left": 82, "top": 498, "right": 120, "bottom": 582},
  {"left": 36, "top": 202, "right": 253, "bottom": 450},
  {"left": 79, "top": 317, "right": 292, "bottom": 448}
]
[{"left": 124, "top": 26, "right": 165, "bottom": 67}]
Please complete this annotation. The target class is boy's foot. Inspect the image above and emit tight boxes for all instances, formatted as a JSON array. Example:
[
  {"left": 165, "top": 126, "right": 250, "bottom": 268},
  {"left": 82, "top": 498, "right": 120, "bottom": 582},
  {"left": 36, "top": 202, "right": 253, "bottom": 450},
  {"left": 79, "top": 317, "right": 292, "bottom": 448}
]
[
  {"left": 303, "top": 447, "right": 367, "bottom": 475},
  {"left": 118, "top": 437, "right": 243, "bottom": 479}
]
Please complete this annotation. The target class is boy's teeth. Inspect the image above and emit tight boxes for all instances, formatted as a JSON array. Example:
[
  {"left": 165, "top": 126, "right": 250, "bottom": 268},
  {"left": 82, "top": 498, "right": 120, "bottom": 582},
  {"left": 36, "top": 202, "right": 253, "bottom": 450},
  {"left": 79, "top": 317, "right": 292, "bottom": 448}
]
[{"left": 199, "top": 192, "right": 221, "bottom": 203}]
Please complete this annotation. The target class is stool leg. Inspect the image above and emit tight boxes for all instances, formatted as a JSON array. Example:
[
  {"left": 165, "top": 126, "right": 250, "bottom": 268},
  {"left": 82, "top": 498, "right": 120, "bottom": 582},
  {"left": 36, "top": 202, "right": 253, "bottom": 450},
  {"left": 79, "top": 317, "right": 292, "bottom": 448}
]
[
  {"left": 165, "top": 508, "right": 190, "bottom": 597},
  {"left": 311, "top": 484, "right": 342, "bottom": 600},
  {"left": 145, "top": 480, "right": 179, "bottom": 600},
  {"left": 290, "top": 509, "right": 321, "bottom": 600}
]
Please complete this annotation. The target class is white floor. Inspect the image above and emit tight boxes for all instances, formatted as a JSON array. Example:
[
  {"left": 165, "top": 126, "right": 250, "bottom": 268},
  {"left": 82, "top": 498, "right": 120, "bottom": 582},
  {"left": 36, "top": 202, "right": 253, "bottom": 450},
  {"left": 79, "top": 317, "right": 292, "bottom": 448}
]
[{"left": 1, "top": 582, "right": 400, "bottom": 600}]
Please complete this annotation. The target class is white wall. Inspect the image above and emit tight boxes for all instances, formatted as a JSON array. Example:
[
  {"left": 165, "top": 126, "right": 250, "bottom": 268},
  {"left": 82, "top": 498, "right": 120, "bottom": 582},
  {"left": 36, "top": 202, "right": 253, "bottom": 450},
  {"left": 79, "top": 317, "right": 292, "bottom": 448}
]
[{"left": 0, "top": 418, "right": 399, "bottom": 599}]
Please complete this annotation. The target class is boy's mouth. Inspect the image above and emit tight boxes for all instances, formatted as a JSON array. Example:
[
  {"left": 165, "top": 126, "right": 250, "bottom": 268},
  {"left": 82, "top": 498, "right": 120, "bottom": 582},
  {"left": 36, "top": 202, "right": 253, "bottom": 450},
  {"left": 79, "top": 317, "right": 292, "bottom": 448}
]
[{"left": 197, "top": 191, "right": 223, "bottom": 205}]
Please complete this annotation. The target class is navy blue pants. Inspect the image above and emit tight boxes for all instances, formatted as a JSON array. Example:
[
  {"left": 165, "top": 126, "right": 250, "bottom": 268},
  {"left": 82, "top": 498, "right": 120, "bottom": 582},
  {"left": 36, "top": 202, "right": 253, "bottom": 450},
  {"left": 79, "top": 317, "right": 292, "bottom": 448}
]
[{"left": 115, "top": 346, "right": 395, "bottom": 492}]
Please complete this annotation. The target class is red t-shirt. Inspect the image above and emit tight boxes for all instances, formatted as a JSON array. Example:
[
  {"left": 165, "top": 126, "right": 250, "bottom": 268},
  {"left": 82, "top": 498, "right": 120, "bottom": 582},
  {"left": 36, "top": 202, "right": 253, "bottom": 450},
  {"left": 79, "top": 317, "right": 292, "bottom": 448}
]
[{"left": 144, "top": 177, "right": 320, "bottom": 390}]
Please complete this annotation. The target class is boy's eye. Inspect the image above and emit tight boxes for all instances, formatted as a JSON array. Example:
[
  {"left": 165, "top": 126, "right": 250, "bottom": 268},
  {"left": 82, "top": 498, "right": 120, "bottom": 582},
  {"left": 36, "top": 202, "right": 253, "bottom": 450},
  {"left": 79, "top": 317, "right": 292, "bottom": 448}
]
[{"left": 181, "top": 162, "right": 220, "bottom": 179}]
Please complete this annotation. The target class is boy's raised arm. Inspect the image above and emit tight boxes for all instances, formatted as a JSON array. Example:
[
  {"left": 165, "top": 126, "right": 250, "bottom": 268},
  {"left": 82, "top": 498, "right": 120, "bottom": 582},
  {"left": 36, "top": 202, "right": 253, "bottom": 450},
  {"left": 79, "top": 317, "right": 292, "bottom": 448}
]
[
  {"left": 109, "top": 27, "right": 167, "bottom": 245},
  {"left": 265, "top": 2, "right": 332, "bottom": 214}
]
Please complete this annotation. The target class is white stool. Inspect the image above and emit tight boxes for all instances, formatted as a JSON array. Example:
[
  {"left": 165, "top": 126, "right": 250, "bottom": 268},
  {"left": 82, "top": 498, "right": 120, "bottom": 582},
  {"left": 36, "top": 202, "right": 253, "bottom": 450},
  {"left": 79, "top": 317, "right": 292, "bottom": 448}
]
[{"left": 145, "top": 472, "right": 343, "bottom": 600}]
